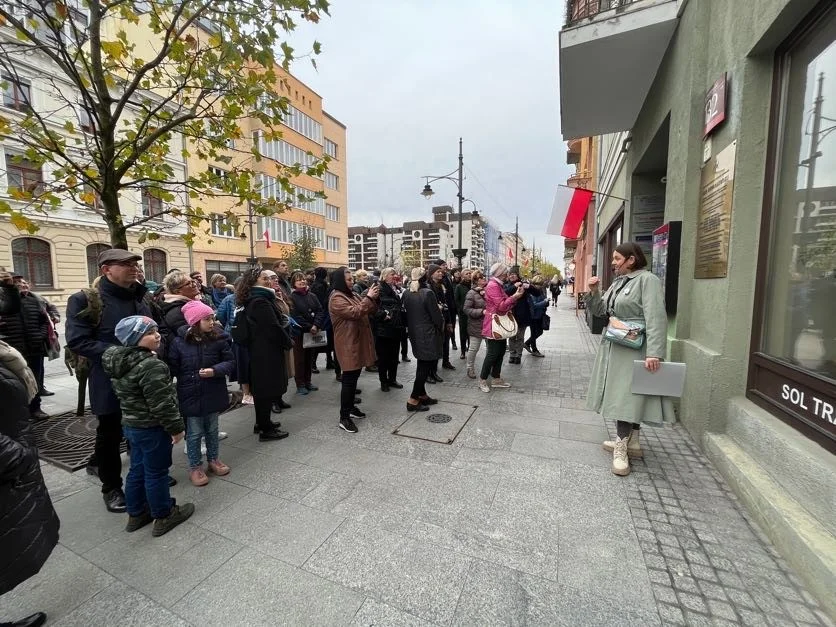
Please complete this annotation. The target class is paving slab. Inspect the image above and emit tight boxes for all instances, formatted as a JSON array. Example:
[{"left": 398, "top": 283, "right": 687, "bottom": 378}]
[
  {"left": 303, "top": 520, "right": 472, "bottom": 625},
  {"left": 54, "top": 580, "right": 190, "bottom": 627}
]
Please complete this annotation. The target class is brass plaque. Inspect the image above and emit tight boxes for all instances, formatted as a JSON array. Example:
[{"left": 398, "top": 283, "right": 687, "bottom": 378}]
[{"left": 695, "top": 140, "right": 736, "bottom": 278}]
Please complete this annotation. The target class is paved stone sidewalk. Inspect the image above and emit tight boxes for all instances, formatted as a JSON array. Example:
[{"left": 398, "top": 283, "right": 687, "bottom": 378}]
[{"left": 2, "top": 302, "right": 832, "bottom": 626}]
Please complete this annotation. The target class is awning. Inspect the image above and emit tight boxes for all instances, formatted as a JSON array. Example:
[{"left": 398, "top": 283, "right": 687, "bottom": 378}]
[{"left": 547, "top": 186, "right": 593, "bottom": 238}]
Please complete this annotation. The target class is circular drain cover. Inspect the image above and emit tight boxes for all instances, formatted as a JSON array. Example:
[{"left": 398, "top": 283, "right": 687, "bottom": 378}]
[{"left": 427, "top": 413, "right": 453, "bottom": 424}]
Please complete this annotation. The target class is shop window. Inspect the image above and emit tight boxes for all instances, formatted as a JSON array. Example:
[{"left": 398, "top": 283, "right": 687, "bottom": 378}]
[
  {"left": 142, "top": 248, "right": 167, "bottom": 284},
  {"left": 749, "top": 2, "right": 836, "bottom": 450},
  {"left": 86, "top": 243, "right": 111, "bottom": 284},
  {"left": 12, "top": 237, "right": 53, "bottom": 288}
]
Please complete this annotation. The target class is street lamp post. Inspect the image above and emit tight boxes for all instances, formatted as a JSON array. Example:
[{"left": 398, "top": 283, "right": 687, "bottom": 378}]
[
  {"left": 498, "top": 216, "right": 521, "bottom": 273},
  {"left": 420, "top": 138, "right": 468, "bottom": 268}
]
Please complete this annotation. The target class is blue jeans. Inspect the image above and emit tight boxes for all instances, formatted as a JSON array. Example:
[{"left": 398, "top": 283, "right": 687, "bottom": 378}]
[
  {"left": 123, "top": 425, "right": 174, "bottom": 519},
  {"left": 185, "top": 413, "right": 220, "bottom": 468}
]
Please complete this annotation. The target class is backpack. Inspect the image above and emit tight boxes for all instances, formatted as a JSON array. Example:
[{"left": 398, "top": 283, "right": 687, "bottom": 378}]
[
  {"left": 229, "top": 305, "right": 250, "bottom": 344},
  {"left": 64, "top": 287, "right": 103, "bottom": 379}
]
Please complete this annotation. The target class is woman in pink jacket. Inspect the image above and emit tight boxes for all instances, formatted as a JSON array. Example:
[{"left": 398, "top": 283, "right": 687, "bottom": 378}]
[{"left": 478, "top": 262, "right": 525, "bottom": 392}]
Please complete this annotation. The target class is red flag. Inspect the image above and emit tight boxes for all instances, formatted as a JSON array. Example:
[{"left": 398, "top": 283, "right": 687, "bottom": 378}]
[
  {"left": 263, "top": 229, "right": 271, "bottom": 248},
  {"left": 559, "top": 188, "right": 593, "bottom": 239},
  {"left": 508, "top": 248, "right": 514, "bottom": 259}
]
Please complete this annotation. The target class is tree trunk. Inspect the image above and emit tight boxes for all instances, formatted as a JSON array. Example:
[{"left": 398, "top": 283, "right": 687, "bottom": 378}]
[{"left": 101, "top": 185, "right": 128, "bottom": 248}]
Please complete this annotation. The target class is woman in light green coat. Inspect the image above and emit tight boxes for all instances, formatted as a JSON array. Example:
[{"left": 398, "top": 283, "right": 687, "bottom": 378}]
[{"left": 585, "top": 241, "right": 675, "bottom": 476}]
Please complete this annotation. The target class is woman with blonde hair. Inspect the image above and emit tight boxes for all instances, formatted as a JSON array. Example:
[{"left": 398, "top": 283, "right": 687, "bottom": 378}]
[
  {"left": 479, "top": 262, "right": 525, "bottom": 392},
  {"left": 402, "top": 267, "right": 444, "bottom": 410},
  {"left": 373, "top": 267, "right": 405, "bottom": 391}
]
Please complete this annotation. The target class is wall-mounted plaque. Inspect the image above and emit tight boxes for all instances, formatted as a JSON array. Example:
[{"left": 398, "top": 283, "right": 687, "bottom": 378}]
[
  {"left": 704, "top": 73, "right": 727, "bottom": 137},
  {"left": 695, "top": 140, "right": 736, "bottom": 279}
]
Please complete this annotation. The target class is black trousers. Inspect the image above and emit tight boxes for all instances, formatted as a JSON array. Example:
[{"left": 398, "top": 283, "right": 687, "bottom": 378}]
[
  {"left": 401, "top": 334, "right": 409, "bottom": 358},
  {"left": 94, "top": 410, "right": 124, "bottom": 493},
  {"left": 375, "top": 336, "right": 400, "bottom": 384},
  {"left": 458, "top": 318, "right": 469, "bottom": 354},
  {"left": 442, "top": 322, "right": 451, "bottom": 363},
  {"left": 340, "top": 369, "right": 361, "bottom": 418},
  {"left": 254, "top": 394, "right": 276, "bottom": 431},
  {"left": 410, "top": 359, "right": 435, "bottom": 400},
  {"left": 528, "top": 321, "right": 544, "bottom": 350},
  {"left": 25, "top": 354, "right": 44, "bottom": 411},
  {"left": 480, "top": 339, "right": 507, "bottom": 380}
]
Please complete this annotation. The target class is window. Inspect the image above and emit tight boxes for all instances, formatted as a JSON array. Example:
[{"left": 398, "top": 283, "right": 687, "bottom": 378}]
[
  {"left": 326, "top": 236, "right": 340, "bottom": 252},
  {"left": 326, "top": 203, "right": 339, "bottom": 221},
  {"left": 12, "top": 238, "right": 53, "bottom": 288},
  {"left": 1, "top": 74, "right": 32, "bottom": 112},
  {"left": 210, "top": 213, "right": 235, "bottom": 237},
  {"left": 258, "top": 173, "right": 325, "bottom": 215},
  {"left": 207, "top": 166, "right": 228, "bottom": 190},
  {"left": 206, "top": 260, "right": 250, "bottom": 284},
  {"left": 258, "top": 217, "right": 324, "bottom": 248},
  {"left": 255, "top": 131, "right": 318, "bottom": 168},
  {"left": 142, "top": 248, "right": 167, "bottom": 283},
  {"left": 324, "top": 138, "right": 338, "bottom": 159},
  {"left": 749, "top": 3, "right": 836, "bottom": 449},
  {"left": 260, "top": 101, "right": 322, "bottom": 144},
  {"left": 78, "top": 102, "right": 94, "bottom": 132},
  {"left": 324, "top": 171, "right": 339, "bottom": 191},
  {"left": 141, "top": 186, "right": 163, "bottom": 217},
  {"left": 85, "top": 243, "right": 111, "bottom": 284},
  {"left": 4, "top": 154, "right": 43, "bottom": 195}
]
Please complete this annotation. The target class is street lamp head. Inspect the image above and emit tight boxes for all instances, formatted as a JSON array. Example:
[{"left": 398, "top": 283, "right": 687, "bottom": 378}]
[{"left": 421, "top": 183, "right": 434, "bottom": 198}]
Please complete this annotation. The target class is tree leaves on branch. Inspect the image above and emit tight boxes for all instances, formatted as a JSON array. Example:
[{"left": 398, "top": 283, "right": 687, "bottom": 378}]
[{"left": 0, "top": 0, "right": 330, "bottom": 248}]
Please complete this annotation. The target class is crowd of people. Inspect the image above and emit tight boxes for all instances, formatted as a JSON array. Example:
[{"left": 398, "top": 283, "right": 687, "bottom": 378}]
[{"left": 1, "top": 241, "right": 672, "bottom": 626}]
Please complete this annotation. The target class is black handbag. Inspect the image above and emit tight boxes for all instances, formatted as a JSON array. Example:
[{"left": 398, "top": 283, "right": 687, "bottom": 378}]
[{"left": 541, "top": 313, "right": 551, "bottom": 331}]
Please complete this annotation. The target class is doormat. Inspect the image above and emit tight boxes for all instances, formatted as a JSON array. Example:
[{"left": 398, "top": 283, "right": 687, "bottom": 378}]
[
  {"left": 392, "top": 401, "right": 478, "bottom": 445},
  {"left": 33, "top": 410, "right": 127, "bottom": 472}
]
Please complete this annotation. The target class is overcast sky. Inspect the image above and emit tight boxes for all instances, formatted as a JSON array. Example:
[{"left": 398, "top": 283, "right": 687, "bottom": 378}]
[{"left": 289, "top": 0, "right": 572, "bottom": 265}]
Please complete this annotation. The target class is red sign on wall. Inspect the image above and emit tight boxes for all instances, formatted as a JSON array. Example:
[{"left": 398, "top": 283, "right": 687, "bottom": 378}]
[{"left": 704, "top": 73, "right": 727, "bottom": 137}]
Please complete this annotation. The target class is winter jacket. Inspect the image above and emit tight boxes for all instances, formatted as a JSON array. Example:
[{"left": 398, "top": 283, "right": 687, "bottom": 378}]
[
  {"left": 430, "top": 281, "right": 454, "bottom": 325},
  {"left": 374, "top": 282, "right": 405, "bottom": 340},
  {"left": 585, "top": 269, "right": 675, "bottom": 426},
  {"left": 0, "top": 286, "right": 48, "bottom": 357},
  {"left": 65, "top": 277, "right": 153, "bottom": 415},
  {"left": 505, "top": 282, "right": 532, "bottom": 326},
  {"left": 160, "top": 295, "right": 192, "bottom": 345},
  {"left": 168, "top": 326, "right": 234, "bottom": 417},
  {"left": 329, "top": 289, "right": 378, "bottom": 371},
  {"left": 482, "top": 278, "right": 519, "bottom": 339},
  {"left": 403, "top": 286, "right": 443, "bottom": 361},
  {"left": 528, "top": 287, "right": 549, "bottom": 321},
  {"left": 289, "top": 289, "right": 326, "bottom": 332},
  {"left": 463, "top": 288, "right": 486, "bottom": 338},
  {"left": 102, "top": 345, "right": 183, "bottom": 435},
  {"left": 244, "top": 287, "right": 292, "bottom": 398},
  {"left": 216, "top": 292, "right": 236, "bottom": 334},
  {"left": 0, "top": 345, "right": 59, "bottom": 596},
  {"left": 310, "top": 279, "right": 329, "bottom": 309},
  {"left": 454, "top": 282, "right": 470, "bottom": 315}
]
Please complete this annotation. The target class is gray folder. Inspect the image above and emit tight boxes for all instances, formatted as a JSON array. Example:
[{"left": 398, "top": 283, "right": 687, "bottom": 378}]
[{"left": 631, "top": 361, "right": 686, "bottom": 397}]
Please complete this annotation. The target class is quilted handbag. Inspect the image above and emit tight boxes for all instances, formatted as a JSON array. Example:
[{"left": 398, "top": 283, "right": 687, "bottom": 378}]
[
  {"left": 491, "top": 312, "right": 518, "bottom": 340},
  {"left": 603, "top": 316, "right": 646, "bottom": 349}
]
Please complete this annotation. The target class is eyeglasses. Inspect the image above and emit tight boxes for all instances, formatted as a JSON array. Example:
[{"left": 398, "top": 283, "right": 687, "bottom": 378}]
[
  {"left": 177, "top": 280, "right": 196, "bottom": 290},
  {"left": 109, "top": 261, "right": 140, "bottom": 268}
]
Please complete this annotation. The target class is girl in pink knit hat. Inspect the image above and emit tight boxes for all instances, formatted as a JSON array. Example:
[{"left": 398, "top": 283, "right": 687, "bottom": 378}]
[{"left": 168, "top": 300, "right": 235, "bottom": 486}]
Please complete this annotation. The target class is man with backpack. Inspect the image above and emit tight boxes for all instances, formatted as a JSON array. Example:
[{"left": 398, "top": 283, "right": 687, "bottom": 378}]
[{"left": 65, "top": 249, "right": 155, "bottom": 513}]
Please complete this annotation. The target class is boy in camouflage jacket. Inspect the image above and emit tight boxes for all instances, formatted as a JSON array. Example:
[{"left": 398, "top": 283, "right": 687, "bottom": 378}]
[{"left": 102, "top": 315, "right": 194, "bottom": 537}]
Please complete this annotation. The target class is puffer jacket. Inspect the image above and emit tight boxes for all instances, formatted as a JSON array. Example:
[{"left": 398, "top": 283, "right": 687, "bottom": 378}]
[
  {"left": 168, "top": 326, "right": 235, "bottom": 417},
  {"left": 0, "top": 286, "right": 48, "bottom": 357},
  {"left": 403, "top": 286, "right": 443, "bottom": 361},
  {"left": 462, "top": 288, "right": 486, "bottom": 338},
  {"left": 102, "top": 345, "right": 183, "bottom": 435},
  {"left": 528, "top": 287, "right": 549, "bottom": 321},
  {"left": 215, "top": 292, "right": 236, "bottom": 334},
  {"left": 160, "top": 296, "right": 191, "bottom": 345},
  {"left": 0, "top": 346, "right": 59, "bottom": 595}
]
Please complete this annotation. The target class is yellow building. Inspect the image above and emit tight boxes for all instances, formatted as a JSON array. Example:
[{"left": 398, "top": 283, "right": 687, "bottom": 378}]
[{"left": 189, "top": 67, "right": 349, "bottom": 282}]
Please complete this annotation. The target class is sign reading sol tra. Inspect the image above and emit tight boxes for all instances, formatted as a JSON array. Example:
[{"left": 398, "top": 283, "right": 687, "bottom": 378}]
[{"left": 781, "top": 384, "right": 834, "bottom": 425}]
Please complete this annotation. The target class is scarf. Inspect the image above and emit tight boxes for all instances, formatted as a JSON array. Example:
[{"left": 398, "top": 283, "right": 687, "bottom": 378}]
[{"left": 211, "top": 287, "right": 228, "bottom": 308}]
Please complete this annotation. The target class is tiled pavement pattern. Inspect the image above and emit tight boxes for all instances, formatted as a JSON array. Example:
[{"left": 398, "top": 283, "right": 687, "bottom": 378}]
[{"left": 2, "top": 301, "right": 832, "bottom": 626}]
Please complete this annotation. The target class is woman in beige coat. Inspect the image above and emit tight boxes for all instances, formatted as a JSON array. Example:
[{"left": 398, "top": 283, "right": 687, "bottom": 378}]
[
  {"left": 585, "top": 241, "right": 674, "bottom": 476},
  {"left": 328, "top": 267, "right": 379, "bottom": 433}
]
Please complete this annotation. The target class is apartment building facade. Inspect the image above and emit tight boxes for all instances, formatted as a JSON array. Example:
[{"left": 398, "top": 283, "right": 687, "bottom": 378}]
[{"left": 558, "top": 0, "right": 835, "bottom": 612}]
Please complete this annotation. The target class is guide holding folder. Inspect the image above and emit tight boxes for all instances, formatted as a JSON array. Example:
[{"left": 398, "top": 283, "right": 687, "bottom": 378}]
[{"left": 584, "top": 242, "right": 676, "bottom": 477}]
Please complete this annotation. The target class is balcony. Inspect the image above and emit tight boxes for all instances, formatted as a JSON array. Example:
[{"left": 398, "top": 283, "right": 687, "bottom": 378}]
[{"left": 559, "top": 0, "right": 679, "bottom": 139}]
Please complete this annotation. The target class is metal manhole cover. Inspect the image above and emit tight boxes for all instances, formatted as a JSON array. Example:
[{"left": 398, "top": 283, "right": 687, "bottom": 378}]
[
  {"left": 33, "top": 409, "right": 127, "bottom": 472},
  {"left": 427, "top": 413, "right": 453, "bottom": 424}
]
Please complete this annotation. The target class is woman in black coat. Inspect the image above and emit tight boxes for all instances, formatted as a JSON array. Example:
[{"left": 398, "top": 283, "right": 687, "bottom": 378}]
[
  {"left": 374, "top": 268, "right": 406, "bottom": 392},
  {"left": 238, "top": 268, "right": 292, "bottom": 441},
  {"left": 0, "top": 338, "right": 59, "bottom": 627},
  {"left": 402, "top": 267, "right": 444, "bottom": 412},
  {"left": 289, "top": 271, "right": 326, "bottom": 394}
]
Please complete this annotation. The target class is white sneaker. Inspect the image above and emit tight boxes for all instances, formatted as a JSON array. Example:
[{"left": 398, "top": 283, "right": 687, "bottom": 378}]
[
  {"left": 242, "top": 395, "right": 254, "bottom": 405},
  {"left": 218, "top": 431, "right": 228, "bottom": 441},
  {"left": 478, "top": 379, "right": 491, "bottom": 393},
  {"left": 491, "top": 378, "right": 511, "bottom": 388},
  {"left": 612, "top": 436, "right": 631, "bottom": 476}
]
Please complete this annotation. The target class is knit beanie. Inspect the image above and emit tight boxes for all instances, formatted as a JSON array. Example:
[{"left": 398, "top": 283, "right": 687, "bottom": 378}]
[
  {"left": 182, "top": 299, "right": 215, "bottom": 327},
  {"left": 426, "top": 264, "right": 441, "bottom": 278},
  {"left": 490, "top": 262, "right": 508, "bottom": 278},
  {"left": 409, "top": 267, "right": 425, "bottom": 293},
  {"left": 114, "top": 315, "right": 158, "bottom": 347}
]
